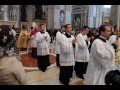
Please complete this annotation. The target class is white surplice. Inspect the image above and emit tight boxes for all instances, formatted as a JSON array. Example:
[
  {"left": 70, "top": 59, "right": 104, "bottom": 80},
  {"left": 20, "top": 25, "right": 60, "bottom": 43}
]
[
  {"left": 108, "top": 35, "right": 117, "bottom": 45},
  {"left": 59, "top": 34, "right": 75, "bottom": 66},
  {"left": 84, "top": 36, "right": 116, "bottom": 85},
  {"left": 55, "top": 31, "right": 64, "bottom": 54},
  {"left": 35, "top": 31, "right": 51, "bottom": 56},
  {"left": 75, "top": 33, "right": 90, "bottom": 62}
]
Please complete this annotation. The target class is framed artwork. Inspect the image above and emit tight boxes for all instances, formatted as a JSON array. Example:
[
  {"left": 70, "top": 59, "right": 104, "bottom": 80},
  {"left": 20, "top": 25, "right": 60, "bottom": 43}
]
[
  {"left": 72, "top": 14, "right": 81, "bottom": 30},
  {"left": 60, "top": 10, "right": 65, "bottom": 25}
]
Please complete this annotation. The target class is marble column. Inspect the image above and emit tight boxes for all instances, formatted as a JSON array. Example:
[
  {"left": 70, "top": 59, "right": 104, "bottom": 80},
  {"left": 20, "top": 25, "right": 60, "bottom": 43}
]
[
  {"left": 110, "top": 5, "right": 117, "bottom": 27},
  {"left": 47, "top": 5, "right": 54, "bottom": 29},
  {"left": 88, "top": 5, "right": 97, "bottom": 28},
  {"left": 15, "top": 5, "right": 20, "bottom": 28},
  {"left": 65, "top": 5, "right": 72, "bottom": 25},
  {"left": 54, "top": 5, "right": 61, "bottom": 28},
  {"left": 110, "top": 5, "right": 120, "bottom": 31},
  {"left": 3, "top": 5, "right": 9, "bottom": 21},
  {"left": 117, "top": 5, "right": 120, "bottom": 31}
]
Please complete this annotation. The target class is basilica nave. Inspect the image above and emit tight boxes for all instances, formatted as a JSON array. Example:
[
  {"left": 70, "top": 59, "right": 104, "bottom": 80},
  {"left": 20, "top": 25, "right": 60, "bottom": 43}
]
[{"left": 0, "top": 5, "right": 120, "bottom": 85}]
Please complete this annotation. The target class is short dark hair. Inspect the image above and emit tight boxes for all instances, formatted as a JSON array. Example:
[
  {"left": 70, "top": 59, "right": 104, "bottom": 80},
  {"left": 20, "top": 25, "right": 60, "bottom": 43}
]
[
  {"left": 82, "top": 26, "right": 90, "bottom": 30},
  {"left": 105, "top": 70, "right": 120, "bottom": 85},
  {"left": 0, "top": 25, "right": 14, "bottom": 47},
  {"left": 99, "top": 25, "right": 110, "bottom": 34},
  {"left": 22, "top": 25, "right": 26, "bottom": 29},
  {"left": 64, "top": 24, "right": 71, "bottom": 29},
  {"left": 61, "top": 25, "right": 65, "bottom": 29},
  {"left": 39, "top": 23, "right": 45, "bottom": 27}
]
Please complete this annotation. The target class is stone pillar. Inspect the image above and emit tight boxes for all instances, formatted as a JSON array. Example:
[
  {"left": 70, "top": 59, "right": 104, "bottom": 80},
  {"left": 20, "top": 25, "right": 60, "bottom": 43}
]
[
  {"left": 110, "top": 5, "right": 118, "bottom": 27},
  {"left": 95, "top": 5, "right": 104, "bottom": 28},
  {"left": 15, "top": 5, "right": 20, "bottom": 28},
  {"left": 47, "top": 5, "right": 54, "bottom": 29},
  {"left": 3, "top": 5, "right": 9, "bottom": 21},
  {"left": 110, "top": 5, "right": 120, "bottom": 32},
  {"left": 88, "top": 5, "right": 97, "bottom": 28},
  {"left": 54, "top": 5, "right": 61, "bottom": 28},
  {"left": 117, "top": 5, "right": 120, "bottom": 31},
  {"left": 65, "top": 5, "right": 72, "bottom": 24}
]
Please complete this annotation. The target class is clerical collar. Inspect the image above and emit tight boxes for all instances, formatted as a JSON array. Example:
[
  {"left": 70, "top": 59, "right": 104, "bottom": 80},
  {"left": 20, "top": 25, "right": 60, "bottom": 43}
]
[
  {"left": 82, "top": 32, "right": 86, "bottom": 35},
  {"left": 98, "top": 36, "right": 107, "bottom": 42},
  {"left": 65, "top": 33, "right": 71, "bottom": 38},
  {"left": 60, "top": 31, "right": 63, "bottom": 34},
  {"left": 40, "top": 31, "right": 45, "bottom": 34}
]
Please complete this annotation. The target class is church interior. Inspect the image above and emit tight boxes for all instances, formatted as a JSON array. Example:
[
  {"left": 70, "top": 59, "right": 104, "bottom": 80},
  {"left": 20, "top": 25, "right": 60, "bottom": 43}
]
[{"left": 0, "top": 5, "right": 120, "bottom": 85}]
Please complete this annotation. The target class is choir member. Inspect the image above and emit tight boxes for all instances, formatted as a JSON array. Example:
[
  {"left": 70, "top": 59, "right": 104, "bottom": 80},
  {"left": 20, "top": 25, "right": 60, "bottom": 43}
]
[
  {"left": 35, "top": 24, "right": 51, "bottom": 72},
  {"left": 55, "top": 25, "right": 65, "bottom": 67},
  {"left": 59, "top": 24, "right": 76, "bottom": 85},
  {"left": 74, "top": 26, "right": 90, "bottom": 79}
]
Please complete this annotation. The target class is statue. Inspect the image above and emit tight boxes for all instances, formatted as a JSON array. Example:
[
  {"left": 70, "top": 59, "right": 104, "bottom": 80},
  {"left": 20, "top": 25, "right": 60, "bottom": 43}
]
[
  {"left": 35, "top": 5, "right": 43, "bottom": 19},
  {"left": 42, "top": 5, "right": 47, "bottom": 20},
  {"left": 21, "top": 5, "right": 27, "bottom": 21}
]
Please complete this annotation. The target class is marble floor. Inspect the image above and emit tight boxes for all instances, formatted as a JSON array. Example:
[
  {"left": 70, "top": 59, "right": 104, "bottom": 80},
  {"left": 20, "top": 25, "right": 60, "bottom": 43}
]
[
  {"left": 19, "top": 41, "right": 84, "bottom": 85},
  {"left": 26, "top": 64, "right": 84, "bottom": 85}
]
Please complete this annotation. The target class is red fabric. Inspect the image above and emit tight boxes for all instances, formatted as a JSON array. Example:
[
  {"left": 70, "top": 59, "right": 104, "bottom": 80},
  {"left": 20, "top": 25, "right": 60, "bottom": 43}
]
[{"left": 30, "top": 29, "right": 38, "bottom": 37}]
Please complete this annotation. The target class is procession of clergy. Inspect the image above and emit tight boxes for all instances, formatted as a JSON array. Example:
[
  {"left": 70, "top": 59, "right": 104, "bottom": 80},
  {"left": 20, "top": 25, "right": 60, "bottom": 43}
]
[{"left": 16, "top": 23, "right": 120, "bottom": 85}]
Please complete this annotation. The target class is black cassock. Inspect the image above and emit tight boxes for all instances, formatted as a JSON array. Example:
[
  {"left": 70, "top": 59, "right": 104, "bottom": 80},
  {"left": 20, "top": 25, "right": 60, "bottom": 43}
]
[{"left": 37, "top": 32, "right": 50, "bottom": 72}]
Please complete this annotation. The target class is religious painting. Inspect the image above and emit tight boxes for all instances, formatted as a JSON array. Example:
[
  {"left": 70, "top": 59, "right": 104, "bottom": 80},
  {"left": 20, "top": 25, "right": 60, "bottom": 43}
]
[
  {"left": 72, "top": 14, "right": 81, "bottom": 30},
  {"left": 103, "top": 17, "right": 110, "bottom": 25},
  {"left": 60, "top": 10, "right": 65, "bottom": 25}
]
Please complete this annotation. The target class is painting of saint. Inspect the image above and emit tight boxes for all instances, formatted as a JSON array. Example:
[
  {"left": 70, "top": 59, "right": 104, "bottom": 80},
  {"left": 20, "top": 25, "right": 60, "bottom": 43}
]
[
  {"left": 60, "top": 10, "right": 65, "bottom": 24},
  {"left": 73, "top": 14, "right": 81, "bottom": 30}
]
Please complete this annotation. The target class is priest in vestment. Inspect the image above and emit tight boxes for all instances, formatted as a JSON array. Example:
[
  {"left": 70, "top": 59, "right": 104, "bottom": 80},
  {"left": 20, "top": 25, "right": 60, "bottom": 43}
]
[
  {"left": 84, "top": 25, "right": 117, "bottom": 85},
  {"left": 18, "top": 26, "right": 30, "bottom": 50}
]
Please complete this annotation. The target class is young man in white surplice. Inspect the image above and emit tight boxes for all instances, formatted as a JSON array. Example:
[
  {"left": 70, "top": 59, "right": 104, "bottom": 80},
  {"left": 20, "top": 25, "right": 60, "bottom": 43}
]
[
  {"left": 84, "top": 25, "right": 117, "bottom": 85},
  {"left": 35, "top": 24, "right": 51, "bottom": 72},
  {"left": 55, "top": 25, "right": 65, "bottom": 67},
  {"left": 59, "top": 24, "right": 76, "bottom": 85},
  {"left": 74, "top": 26, "right": 90, "bottom": 79}
]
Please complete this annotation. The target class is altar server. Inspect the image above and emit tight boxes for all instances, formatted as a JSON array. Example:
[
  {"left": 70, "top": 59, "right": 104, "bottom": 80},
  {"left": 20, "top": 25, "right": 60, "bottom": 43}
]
[
  {"left": 55, "top": 25, "right": 65, "bottom": 67},
  {"left": 35, "top": 24, "right": 51, "bottom": 72},
  {"left": 74, "top": 26, "right": 90, "bottom": 79},
  {"left": 59, "top": 24, "right": 76, "bottom": 85}
]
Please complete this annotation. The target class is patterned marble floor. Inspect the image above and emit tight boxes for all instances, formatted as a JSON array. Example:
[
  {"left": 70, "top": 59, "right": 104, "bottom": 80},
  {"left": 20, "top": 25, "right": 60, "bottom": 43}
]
[
  {"left": 19, "top": 41, "right": 84, "bottom": 85},
  {"left": 26, "top": 65, "right": 84, "bottom": 85}
]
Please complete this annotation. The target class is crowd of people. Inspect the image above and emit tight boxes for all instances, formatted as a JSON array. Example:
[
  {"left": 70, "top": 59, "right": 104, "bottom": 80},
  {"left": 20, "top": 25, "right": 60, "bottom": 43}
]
[{"left": 0, "top": 23, "right": 120, "bottom": 85}]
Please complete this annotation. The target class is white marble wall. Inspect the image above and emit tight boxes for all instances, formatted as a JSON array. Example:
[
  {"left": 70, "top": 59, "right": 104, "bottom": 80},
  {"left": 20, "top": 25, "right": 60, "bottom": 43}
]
[
  {"left": 47, "top": 5, "right": 72, "bottom": 29},
  {"left": 110, "top": 5, "right": 119, "bottom": 27},
  {"left": 54, "top": 5, "right": 61, "bottom": 29},
  {"left": 94, "top": 5, "right": 103, "bottom": 28},
  {"left": 65, "top": 5, "right": 72, "bottom": 24},
  {"left": 88, "top": 5, "right": 97, "bottom": 28}
]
